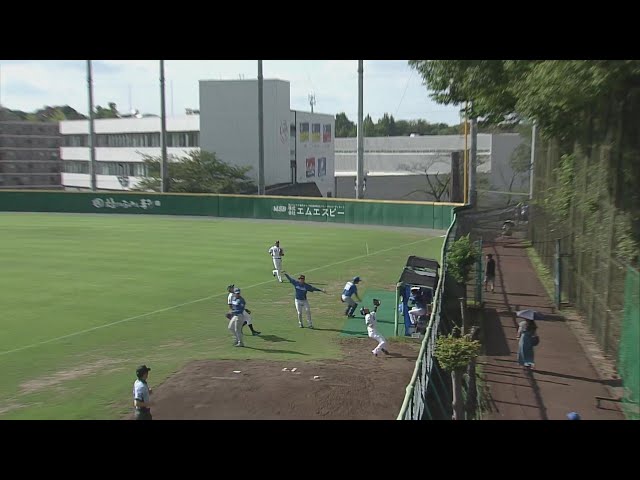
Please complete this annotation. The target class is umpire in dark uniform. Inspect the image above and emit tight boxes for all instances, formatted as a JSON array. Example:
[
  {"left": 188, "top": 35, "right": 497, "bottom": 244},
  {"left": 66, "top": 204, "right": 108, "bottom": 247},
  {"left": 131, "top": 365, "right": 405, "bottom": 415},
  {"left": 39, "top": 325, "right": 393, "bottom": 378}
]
[{"left": 133, "top": 365, "right": 153, "bottom": 420}]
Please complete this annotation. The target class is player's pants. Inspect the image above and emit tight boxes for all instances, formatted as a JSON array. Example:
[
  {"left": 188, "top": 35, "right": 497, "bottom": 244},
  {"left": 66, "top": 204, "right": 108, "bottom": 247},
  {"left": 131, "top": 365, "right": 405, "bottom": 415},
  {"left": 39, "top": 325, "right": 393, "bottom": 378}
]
[
  {"left": 229, "top": 315, "right": 244, "bottom": 345},
  {"left": 272, "top": 258, "right": 283, "bottom": 282},
  {"left": 368, "top": 326, "right": 387, "bottom": 355},
  {"left": 242, "top": 311, "right": 252, "bottom": 325},
  {"left": 134, "top": 408, "right": 152, "bottom": 420},
  {"left": 409, "top": 307, "right": 427, "bottom": 324},
  {"left": 342, "top": 295, "right": 358, "bottom": 316},
  {"left": 294, "top": 299, "right": 312, "bottom": 327}
]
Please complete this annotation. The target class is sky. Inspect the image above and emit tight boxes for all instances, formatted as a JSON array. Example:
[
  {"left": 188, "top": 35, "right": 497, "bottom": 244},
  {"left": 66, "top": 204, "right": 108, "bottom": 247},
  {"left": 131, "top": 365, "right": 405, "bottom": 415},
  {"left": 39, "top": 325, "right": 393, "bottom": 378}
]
[{"left": 0, "top": 60, "right": 462, "bottom": 125}]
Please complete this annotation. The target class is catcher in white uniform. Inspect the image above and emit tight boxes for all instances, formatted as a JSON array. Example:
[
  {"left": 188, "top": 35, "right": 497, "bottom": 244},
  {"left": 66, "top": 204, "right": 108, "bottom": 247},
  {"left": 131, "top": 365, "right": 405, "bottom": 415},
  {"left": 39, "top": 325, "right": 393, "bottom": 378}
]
[
  {"left": 226, "top": 284, "right": 260, "bottom": 336},
  {"left": 268, "top": 241, "right": 284, "bottom": 283},
  {"left": 361, "top": 299, "right": 389, "bottom": 357}
]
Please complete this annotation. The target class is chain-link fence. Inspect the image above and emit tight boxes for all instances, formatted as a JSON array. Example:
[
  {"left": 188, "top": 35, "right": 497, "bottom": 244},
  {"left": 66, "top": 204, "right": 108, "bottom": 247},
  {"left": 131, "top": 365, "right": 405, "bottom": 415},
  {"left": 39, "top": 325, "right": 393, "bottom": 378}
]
[{"left": 396, "top": 209, "right": 460, "bottom": 420}]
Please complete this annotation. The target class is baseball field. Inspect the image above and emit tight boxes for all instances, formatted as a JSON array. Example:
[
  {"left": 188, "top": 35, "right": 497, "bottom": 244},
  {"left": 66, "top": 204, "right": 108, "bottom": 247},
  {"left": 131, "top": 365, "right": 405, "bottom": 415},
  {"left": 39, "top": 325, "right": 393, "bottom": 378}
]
[{"left": 0, "top": 212, "right": 443, "bottom": 419}]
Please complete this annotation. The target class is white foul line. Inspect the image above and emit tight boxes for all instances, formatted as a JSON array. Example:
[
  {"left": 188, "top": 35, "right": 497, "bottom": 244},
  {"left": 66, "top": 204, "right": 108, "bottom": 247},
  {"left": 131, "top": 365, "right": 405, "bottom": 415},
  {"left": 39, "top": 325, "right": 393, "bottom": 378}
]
[{"left": 0, "top": 235, "right": 440, "bottom": 356}]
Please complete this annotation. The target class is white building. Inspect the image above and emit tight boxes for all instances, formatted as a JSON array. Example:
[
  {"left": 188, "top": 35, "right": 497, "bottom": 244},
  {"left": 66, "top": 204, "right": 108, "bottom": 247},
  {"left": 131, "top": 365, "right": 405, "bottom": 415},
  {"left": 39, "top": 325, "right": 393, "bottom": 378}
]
[
  {"left": 334, "top": 134, "right": 526, "bottom": 201},
  {"left": 61, "top": 78, "right": 336, "bottom": 196},
  {"left": 199, "top": 79, "right": 335, "bottom": 197},
  {"left": 61, "top": 115, "right": 199, "bottom": 190}
]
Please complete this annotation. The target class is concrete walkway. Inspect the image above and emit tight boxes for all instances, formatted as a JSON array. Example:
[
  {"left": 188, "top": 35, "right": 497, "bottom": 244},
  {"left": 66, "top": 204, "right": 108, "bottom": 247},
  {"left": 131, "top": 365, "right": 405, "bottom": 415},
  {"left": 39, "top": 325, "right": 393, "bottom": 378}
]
[{"left": 478, "top": 238, "right": 624, "bottom": 420}]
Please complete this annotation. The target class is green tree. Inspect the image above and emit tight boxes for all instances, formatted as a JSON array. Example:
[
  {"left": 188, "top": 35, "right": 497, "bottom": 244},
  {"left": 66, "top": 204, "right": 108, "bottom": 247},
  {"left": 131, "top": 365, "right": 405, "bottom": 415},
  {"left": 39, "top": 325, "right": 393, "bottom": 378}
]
[
  {"left": 363, "top": 114, "right": 376, "bottom": 136},
  {"left": 133, "top": 150, "right": 256, "bottom": 194},
  {"left": 95, "top": 102, "right": 120, "bottom": 119},
  {"left": 335, "top": 112, "right": 356, "bottom": 137},
  {"left": 376, "top": 113, "right": 397, "bottom": 136},
  {"left": 435, "top": 332, "right": 481, "bottom": 420}
]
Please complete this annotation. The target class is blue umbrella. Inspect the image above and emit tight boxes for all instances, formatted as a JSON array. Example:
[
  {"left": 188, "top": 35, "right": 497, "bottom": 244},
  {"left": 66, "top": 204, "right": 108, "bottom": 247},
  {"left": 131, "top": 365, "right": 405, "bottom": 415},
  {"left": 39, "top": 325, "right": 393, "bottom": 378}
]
[{"left": 516, "top": 309, "right": 544, "bottom": 320}]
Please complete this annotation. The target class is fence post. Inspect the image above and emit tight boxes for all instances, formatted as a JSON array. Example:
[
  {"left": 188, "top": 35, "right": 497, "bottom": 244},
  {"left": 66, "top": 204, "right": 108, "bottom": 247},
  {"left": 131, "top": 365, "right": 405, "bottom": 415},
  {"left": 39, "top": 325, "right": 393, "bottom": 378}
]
[{"left": 555, "top": 238, "right": 562, "bottom": 309}]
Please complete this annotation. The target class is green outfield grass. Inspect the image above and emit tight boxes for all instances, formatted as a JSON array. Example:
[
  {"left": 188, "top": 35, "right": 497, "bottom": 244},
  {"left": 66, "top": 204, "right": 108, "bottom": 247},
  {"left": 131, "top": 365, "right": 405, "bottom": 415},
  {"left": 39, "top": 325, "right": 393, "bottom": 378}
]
[{"left": 0, "top": 213, "right": 443, "bottom": 419}]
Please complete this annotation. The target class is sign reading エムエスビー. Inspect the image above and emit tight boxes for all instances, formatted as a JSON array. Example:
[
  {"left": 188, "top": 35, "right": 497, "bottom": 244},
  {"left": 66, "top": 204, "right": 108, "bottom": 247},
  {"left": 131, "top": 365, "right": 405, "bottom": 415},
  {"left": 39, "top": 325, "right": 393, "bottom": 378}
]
[{"left": 271, "top": 201, "right": 345, "bottom": 222}]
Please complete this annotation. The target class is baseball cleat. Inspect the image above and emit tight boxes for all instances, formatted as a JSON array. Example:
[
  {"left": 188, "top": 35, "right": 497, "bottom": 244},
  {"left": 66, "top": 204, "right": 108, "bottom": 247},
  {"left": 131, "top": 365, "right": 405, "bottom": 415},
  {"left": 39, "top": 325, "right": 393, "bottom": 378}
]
[
  {"left": 252, "top": 331, "right": 261, "bottom": 336},
  {"left": 382, "top": 349, "right": 390, "bottom": 355}
]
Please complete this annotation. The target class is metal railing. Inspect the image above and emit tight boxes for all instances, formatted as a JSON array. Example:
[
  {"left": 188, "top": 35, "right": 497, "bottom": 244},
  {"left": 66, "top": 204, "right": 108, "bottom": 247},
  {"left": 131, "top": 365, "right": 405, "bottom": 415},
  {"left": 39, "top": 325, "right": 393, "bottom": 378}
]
[{"left": 397, "top": 208, "right": 460, "bottom": 420}]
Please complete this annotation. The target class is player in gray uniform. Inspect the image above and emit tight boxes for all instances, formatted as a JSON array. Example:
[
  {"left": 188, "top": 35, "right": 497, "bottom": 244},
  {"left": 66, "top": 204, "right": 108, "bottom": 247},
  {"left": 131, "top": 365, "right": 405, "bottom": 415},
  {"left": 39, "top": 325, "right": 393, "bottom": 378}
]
[
  {"left": 268, "top": 241, "right": 284, "bottom": 283},
  {"left": 133, "top": 364, "right": 153, "bottom": 420},
  {"left": 227, "top": 284, "right": 260, "bottom": 336},
  {"left": 361, "top": 299, "right": 390, "bottom": 357}
]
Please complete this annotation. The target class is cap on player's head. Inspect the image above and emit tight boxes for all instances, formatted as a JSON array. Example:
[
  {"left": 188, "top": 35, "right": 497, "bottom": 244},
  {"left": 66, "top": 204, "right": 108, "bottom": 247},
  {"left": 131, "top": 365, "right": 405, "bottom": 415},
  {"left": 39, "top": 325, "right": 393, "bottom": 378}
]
[
  {"left": 353, "top": 276, "right": 361, "bottom": 283},
  {"left": 566, "top": 412, "right": 581, "bottom": 420},
  {"left": 227, "top": 284, "right": 235, "bottom": 291},
  {"left": 276, "top": 240, "right": 280, "bottom": 245},
  {"left": 234, "top": 288, "right": 241, "bottom": 294},
  {"left": 136, "top": 365, "right": 151, "bottom": 378}
]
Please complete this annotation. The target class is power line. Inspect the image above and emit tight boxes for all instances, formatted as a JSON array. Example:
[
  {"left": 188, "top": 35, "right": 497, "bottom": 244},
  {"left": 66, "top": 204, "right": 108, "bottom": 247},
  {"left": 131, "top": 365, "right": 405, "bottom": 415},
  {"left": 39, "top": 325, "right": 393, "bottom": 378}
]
[{"left": 394, "top": 69, "right": 413, "bottom": 117}]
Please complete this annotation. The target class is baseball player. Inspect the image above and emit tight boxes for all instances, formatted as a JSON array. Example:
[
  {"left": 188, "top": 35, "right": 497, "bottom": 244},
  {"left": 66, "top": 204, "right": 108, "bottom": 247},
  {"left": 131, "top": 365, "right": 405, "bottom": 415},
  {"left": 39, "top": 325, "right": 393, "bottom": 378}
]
[
  {"left": 268, "top": 240, "right": 285, "bottom": 282},
  {"left": 133, "top": 364, "right": 153, "bottom": 420},
  {"left": 227, "top": 284, "right": 260, "bottom": 336},
  {"left": 228, "top": 288, "right": 246, "bottom": 347},
  {"left": 408, "top": 286, "right": 429, "bottom": 324},
  {"left": 283, "top": 272, "right": 325, "bottom": 328},
  {"left": 341, "top": 276, "right": 362, "bottom": 317},
  {"left": 361, "top": 299, "right": 389, "bottom": 357}
]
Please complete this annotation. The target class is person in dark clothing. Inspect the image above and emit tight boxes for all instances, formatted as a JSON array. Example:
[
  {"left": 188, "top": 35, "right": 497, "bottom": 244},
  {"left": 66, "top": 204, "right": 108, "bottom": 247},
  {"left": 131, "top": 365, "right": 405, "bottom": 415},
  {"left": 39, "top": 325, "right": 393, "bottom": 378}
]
[{"left": 484, "top": 254, "right": 496, "bottom": 293}]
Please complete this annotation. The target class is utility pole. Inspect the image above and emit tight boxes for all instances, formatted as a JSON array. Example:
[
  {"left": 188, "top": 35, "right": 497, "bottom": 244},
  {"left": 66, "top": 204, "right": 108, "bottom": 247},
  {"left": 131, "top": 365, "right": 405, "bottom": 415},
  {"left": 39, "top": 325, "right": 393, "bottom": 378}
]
[
  {"left": 257, "top": 60, "right": 265, "bottom": 195},
  {"left": 356, "top": 60, "right": 364, "bottom": 199},
  {"left": 469, "top": 112, "right": 478, "bottom": 207},
  {"left": 529, "top": 122, "right": 537, "bottom": 200},
  {"left": 87, "top": 60, "right": 97, "bottom": 192},
  {"left": 160, "top": 60, "right": 169, "bottom": 192}
]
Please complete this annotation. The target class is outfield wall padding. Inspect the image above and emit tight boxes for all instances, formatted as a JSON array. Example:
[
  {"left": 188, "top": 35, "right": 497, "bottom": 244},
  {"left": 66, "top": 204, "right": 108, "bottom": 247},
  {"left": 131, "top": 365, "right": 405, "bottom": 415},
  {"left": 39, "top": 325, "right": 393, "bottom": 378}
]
[{"left": 0, "top": 191, "right": 456, "bottom": 230}]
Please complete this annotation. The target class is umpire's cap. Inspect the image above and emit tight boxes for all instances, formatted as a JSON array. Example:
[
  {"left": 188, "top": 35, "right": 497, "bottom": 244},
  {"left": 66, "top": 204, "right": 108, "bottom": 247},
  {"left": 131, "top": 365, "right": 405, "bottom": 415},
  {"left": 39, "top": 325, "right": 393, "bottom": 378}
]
[
  {"left": 136, "top": 365, "right": 151, "bottom": 377},
  {"left": 234, "top": 287, "right": 241, "bottom": 293},
  {"left": 353, "top": 276, "right": 361, "bottom": 283}
]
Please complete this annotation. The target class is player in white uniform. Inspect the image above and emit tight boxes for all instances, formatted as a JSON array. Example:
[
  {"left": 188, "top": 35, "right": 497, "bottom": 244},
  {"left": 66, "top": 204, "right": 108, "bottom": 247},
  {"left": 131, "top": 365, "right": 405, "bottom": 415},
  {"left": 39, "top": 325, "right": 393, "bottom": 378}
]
[
  {"left": 226, "top": 284, "right": 260, "bottom": 336},
  {"left": 360, "top": 299, "right": 389, "bottom": 357},
  {"left": 268, "top": 241, "right": 284, "bottom": 282}
]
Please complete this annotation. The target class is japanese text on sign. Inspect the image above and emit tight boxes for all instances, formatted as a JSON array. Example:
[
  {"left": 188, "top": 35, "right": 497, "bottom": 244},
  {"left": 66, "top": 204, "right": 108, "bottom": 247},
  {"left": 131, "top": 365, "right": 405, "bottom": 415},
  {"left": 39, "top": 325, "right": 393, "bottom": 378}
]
[{"left": 92, "top": 198, "right": 161, "bottom": 209}]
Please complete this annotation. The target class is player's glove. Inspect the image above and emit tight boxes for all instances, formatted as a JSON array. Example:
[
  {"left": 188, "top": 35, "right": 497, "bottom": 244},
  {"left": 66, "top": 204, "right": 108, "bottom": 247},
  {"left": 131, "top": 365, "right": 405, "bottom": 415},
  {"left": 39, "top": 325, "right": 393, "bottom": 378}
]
[
  {"left": 373, "top": 298, "right": 381, "bottom": 306},
  {"left": 225, "top": 313, "right": 233, "bottom": 320},
  {"left": 245, "top": 309, "right": 252, "bottom": 314}
]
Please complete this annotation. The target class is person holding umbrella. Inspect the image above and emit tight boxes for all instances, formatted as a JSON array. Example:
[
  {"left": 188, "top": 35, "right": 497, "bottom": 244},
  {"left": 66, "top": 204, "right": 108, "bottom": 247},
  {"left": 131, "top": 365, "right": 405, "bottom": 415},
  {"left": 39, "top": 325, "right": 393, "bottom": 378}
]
[{"left": 516, "top": 310, "right": 541, "bottom": 369}]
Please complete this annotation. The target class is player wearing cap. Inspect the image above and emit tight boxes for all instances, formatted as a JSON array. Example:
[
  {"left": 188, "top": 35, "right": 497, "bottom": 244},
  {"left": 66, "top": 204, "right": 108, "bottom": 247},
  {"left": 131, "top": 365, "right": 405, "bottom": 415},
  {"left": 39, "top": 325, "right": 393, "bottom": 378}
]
[
  {"left": 268, "top": 240, "right": 285, "bottom": 282},
  {"left": 361, "top": 299, "right": 389, "bottom": 357},
  {"left": 133, "top": 364, "right": 153, "bottom": 420},
  {"left": 229, "top": 288, "right": 246, "bottom": 347},
  {"left": 226, "top": 284, "right": 260, "bottom": 336},
  {"left": 283, "top": 272, "right": 325, "bottom": 328},
  {"left": 408, "top": 286, "right": 429, "bottom": 325},
  {"left": 341, "top": 276, "right": 362, "bottom": 317}
]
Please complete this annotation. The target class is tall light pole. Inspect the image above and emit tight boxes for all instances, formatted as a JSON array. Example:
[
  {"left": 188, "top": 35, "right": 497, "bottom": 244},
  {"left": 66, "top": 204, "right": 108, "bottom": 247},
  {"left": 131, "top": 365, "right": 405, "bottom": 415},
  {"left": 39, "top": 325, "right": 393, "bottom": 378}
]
[
  {"left": 529, "top": 122, "right": 537, "bottom": 200},
  {"left": 257, "top": 60, "right": 265, "bottom": 195},
  {"left": 356, "top": 60, "right": 364, "bottom": 199},
  {"left": 469, "top": 108, "right": 478, "bottom": 207},
  {"left": 160, "top": 60, "right": 168, "bottom": 192},
  {"left": 87, "top": 60, "right": 97, "bottom": 192}
]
